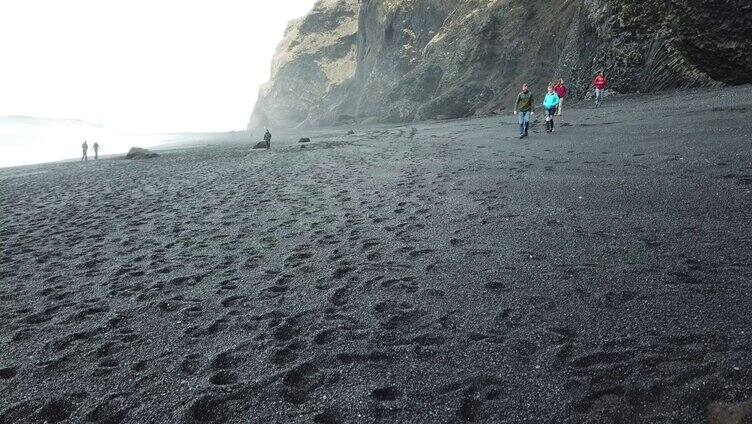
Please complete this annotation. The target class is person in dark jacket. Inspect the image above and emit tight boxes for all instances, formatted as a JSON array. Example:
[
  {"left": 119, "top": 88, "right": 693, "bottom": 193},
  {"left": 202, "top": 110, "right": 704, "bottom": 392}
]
[
  {"left": 263, "top": 129, "right": 272, "bottom": 149},
  {"left": 554, "top": 79, "right": 567, "bottom": 116},
  {"left": 81, "top": 140, "right": 88, "bottom": 161},
  {"left": 93, "top": 142, "right": 100, "bottom": 160},
  {"left": 513, "top": 83, "right": 534, "bottom": 139},
  {"left": 593, "top": 71, "right": 608, "bottom": 108}
]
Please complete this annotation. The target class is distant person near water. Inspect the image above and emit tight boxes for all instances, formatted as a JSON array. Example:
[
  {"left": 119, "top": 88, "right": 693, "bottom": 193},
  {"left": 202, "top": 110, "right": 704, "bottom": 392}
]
[
  {"left": 593, "top": 71, "right": 608, "bottom": 108},
  {"left": 93, "top": 142, "right": 100, "bottom": 160},
  {"left": 81, "top": 141, "right": 88, "bottom": 161},
  {"left": 554, "top": 79, "right": 567, "bottom": 116},
  {"left": 513, "top": 83, "right": 534, "bottom": 139},
  {"left": 543, "top": 84, "right": 561, "bottom": 133},
  {"left": 263, "top": 129, "right": 272, "bottom": 149}
]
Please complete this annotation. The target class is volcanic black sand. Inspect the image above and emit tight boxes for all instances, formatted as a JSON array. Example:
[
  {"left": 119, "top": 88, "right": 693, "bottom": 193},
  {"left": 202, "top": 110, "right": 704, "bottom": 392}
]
[{"left": 1, "top": 86, "right": 751, "bottom": 423}]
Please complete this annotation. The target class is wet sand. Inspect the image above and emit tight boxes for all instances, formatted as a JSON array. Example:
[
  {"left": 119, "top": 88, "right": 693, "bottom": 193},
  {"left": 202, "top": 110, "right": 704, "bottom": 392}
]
[{"left": 1, "top": 86, "right": 751, "bottom": 423}]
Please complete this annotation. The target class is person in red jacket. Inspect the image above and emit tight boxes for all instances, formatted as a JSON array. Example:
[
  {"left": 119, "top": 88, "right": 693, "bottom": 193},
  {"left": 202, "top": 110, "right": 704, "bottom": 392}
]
[
  {"left": 553, "top": 78, "right": 567, "bottom": 116},
  {"left": 593, "top": 70, "right": 608, "bottom": 108}
]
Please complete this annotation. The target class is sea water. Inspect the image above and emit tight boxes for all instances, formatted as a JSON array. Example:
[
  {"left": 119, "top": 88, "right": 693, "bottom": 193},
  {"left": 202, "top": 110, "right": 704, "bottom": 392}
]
[{"left": 0, "top": 117, "right": 165, "bottom": 168}]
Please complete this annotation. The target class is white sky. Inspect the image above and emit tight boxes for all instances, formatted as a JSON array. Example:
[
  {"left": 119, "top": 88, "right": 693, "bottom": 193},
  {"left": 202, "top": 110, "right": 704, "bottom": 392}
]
[{"left": 0, "top": 0, "right": 317, "bottom": 133}]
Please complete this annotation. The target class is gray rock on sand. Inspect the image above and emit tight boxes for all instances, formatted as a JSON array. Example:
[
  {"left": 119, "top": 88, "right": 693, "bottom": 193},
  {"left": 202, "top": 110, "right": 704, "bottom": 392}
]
[
  {"left": 125, "top": 147, "right": 159, "bottom": 159},
  {"left": 252, "top": 141, "right": 269, "bottom": 149},
  {"left": 707, "top": 398, "right": 752, "bottom": 424},
  {"left": 299, "top": 138, "right": 311, "bottom": 143}
]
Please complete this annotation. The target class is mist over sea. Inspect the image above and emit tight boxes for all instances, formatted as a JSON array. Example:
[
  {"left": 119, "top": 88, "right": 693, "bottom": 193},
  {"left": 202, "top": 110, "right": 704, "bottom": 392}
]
[{"left": 0, "top": 117, "right": 166, "bottom": 168}]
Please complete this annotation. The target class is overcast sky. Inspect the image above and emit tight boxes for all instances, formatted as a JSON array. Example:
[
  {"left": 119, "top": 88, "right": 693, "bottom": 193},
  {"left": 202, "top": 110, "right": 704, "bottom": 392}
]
[{"left": 0, "top": 1, "right": 317, "bottom": 133}]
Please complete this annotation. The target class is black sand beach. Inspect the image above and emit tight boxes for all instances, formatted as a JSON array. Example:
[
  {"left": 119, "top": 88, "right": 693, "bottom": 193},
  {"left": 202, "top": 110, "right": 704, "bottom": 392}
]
[{"left": 1, "top": 86, "right": 751, "bottom": 423}]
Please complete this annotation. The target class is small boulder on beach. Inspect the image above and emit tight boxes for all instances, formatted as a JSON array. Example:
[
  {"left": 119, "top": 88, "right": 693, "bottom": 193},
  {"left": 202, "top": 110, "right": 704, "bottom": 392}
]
[
  {"left": 125, "top": 147, "right": 159, "bottom": 159},
  {"left": 252, "top": 140, "right": 270, "bottom": 149},
  {"left": 299, "top": 137, "right": 311, "bottom": 143}
]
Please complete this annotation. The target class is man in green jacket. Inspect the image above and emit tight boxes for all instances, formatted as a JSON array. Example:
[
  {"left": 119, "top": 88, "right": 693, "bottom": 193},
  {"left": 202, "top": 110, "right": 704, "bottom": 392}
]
[{"left": 513, "top": 84, "right": 534, "bottom": 139}]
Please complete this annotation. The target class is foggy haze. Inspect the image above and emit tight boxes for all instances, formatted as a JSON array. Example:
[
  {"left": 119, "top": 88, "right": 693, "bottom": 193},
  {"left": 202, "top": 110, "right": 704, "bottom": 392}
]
[{"left": 0, "top": 1, "right": 316, "bottom": 137}]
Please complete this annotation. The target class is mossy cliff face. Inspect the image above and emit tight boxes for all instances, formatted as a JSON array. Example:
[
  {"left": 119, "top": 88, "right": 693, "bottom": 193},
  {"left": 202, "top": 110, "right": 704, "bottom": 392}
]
[{"left": 249, "top": 0, "right": 751, "bottom": 129}]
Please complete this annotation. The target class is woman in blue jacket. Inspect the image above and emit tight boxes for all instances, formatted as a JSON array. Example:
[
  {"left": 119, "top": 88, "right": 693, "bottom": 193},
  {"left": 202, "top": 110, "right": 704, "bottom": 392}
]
[{"left": 543, "top": 84, "right": 560, "bottom": 133}]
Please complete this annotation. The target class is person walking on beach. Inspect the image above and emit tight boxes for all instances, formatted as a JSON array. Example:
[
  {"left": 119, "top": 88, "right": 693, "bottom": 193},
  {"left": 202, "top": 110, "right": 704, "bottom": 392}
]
[
  {"left": 593, "top": 70, "right": 608, "bottom": 108},
  {"left": 263, "top": 129, "right": 272, "bottom": 149},
  {"left": 543, "top": 84, "right": 560, "bottom": 133},
  {"left": 554, "top": 79, "right": 567, "bottom": 116},
  {"left": 81, "top": 141, "right": 88, "bottom": 161},
  {"left": 93, "top": 142, "right": 100, "bottom": 160},
  {"left": 513, "top": 83, "right": 534, "bottom": 139}
]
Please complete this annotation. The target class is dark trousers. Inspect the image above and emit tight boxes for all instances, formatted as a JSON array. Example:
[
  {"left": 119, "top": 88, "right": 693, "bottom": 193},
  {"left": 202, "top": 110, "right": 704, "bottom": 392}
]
[{"left": 545, "top": 108, "right": 556, "bottom": 131}]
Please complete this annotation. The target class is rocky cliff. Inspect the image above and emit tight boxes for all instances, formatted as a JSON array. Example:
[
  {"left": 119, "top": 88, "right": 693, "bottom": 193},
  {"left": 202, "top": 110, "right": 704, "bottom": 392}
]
[
  {"left": 247, "top": 0, "right": 359, "bottom": 131},
  {"left": 249, "top": 0, "right": 752, "bottom": 130}
]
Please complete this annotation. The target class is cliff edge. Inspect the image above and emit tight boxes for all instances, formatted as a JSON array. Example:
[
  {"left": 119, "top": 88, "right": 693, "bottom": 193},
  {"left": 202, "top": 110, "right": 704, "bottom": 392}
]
[{"left": 249, "top": 0, "right": 752, "bottom": 130}]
